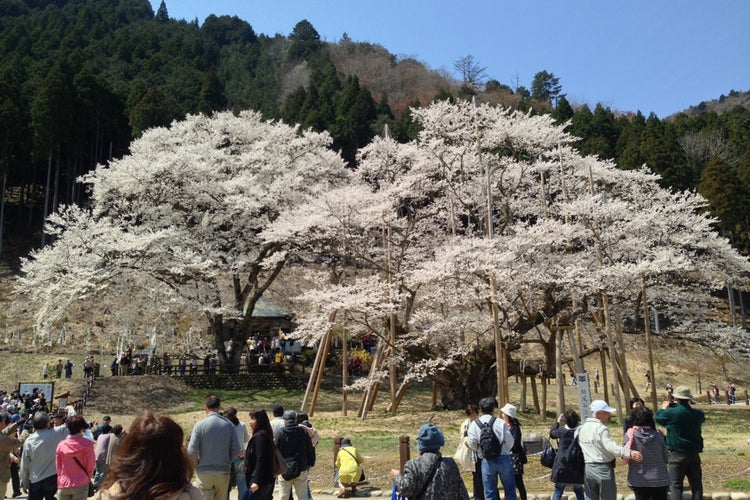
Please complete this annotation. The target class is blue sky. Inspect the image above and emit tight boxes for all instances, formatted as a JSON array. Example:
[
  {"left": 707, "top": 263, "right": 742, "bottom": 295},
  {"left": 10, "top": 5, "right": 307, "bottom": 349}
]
[{"left": 149, "top": 0, "right": 749, "bottom": 118}]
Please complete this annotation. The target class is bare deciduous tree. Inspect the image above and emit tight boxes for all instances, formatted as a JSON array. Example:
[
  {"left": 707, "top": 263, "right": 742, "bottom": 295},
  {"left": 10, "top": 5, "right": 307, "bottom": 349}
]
[{"left": 453, "top": 54, "right": 487, "bottom": 88}]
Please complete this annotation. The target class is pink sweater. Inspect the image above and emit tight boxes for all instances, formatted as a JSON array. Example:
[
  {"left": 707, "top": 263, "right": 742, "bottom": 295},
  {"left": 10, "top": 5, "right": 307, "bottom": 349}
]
[{"left": 56, "top": 435, "right": 96, "bottom": 488}]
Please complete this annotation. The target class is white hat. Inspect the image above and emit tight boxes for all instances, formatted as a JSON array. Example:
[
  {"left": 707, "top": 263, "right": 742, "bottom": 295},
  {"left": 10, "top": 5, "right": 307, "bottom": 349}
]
[
  {"left": 500, "top": 403, "right": 518, "bottom": 420},
  {"left": 590, "top": 400, "right": 616, "bottom": 414}
]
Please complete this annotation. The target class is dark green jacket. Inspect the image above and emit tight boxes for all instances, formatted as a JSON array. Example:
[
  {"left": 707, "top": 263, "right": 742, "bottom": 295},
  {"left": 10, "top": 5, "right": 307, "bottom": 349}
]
[{"left": 655, "top": 401, "right": 704, "bottom": 453}]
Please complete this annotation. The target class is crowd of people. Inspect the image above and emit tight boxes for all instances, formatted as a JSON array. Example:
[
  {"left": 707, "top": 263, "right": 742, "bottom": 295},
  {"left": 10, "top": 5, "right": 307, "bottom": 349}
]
[
  {"left": 0, "top": 375, "right": 715, "bottom": 500},
  {"left": 446, "top": 386, "right": 706, "bottom": 500},
  {"left": 537, "top": 385, "right": 704, "bottom": 500}
]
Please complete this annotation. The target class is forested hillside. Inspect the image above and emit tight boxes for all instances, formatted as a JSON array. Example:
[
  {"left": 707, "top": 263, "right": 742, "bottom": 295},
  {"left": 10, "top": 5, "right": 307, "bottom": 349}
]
[{"left": 1, "top": 0, "right": 749, "bottom": 263}]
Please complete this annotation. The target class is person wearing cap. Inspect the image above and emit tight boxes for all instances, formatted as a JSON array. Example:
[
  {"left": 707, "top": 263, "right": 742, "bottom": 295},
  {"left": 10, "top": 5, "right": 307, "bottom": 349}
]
[
  {"left": 467, "top": 397, "right": 517, "bottom": 500},
  {"left": 274, "top": 410, "right": 313, "bottom": 500},
  {"left": 501, "top": 403, "right": 528, "bottom": 500},
  {"left": 655, "top": 385, "right": 705, "bottom": 500},
  {"left": 390, "top": 423, "right": 469, "bottom": 500},
  {"left": 577, "top": 400, "right": 643, "bottom": 500},
  {"left": 92, "top": 416, "right": 112, "bottom": 440},
  {"left": 187, "top": 395, "right": 242, "bottom": 500}
]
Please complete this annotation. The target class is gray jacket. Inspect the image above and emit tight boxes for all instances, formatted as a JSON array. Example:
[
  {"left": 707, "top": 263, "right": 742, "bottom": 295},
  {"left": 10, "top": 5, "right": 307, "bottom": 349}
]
[{"left": 393, "top": 452, "right": 469, "bottom": 500}]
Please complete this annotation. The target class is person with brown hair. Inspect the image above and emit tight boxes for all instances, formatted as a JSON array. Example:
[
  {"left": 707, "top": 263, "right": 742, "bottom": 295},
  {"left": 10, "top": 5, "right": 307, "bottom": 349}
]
[
  {"left": 95, "top": 412, "right": 201, "bottom": 500},
  {"left": 243, "top": 409, "right": 275, "bottom": 500},
  {"left": 55, "top": 415, "right": 95, "bottom": 500}
]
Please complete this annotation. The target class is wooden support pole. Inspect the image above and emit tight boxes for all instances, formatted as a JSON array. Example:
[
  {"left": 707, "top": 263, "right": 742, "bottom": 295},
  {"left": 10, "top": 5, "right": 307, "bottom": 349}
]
[
  {"left": 399, "top": 435, "right": 410, "bottom": 473},
  {"left": 613, "top": 297, "right": 631, "bottom": 403},
  {"left": 642, "top": 276, "right": 659, "bottom": 411},
  {"left": 599, "top": 349, "right": 609, "bottom": 403},
  {"left": 602, "top": 294, "right": 624, "bottom": 423},
  {"left": 531, "top": 375, "right": 540, "bottom": 413},
  {"left": 333, "top": 436, "right": 342, "bottom": 466},
  {"left": 342, "top": 320, "right": 348, "bottom": 416},
  {"left": 555, "top": 329, "right": 565, "bottom": 416},
  {"left": 309, "top": 327, "right": 334, "bottom": 418}
]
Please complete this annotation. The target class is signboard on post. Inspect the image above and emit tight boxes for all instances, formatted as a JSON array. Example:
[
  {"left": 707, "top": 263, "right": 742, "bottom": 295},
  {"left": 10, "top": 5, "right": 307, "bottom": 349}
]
[
  {"left": 576, "top": 372, "right": 592, "bottom": 420},
  {"left": 17, "top": 382, "right": 55, "bottom": 408}
]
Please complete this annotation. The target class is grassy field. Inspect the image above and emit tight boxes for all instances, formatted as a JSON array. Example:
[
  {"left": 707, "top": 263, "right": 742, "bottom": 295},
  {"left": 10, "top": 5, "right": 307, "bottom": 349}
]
[{"left": 2, "top": 348, "right": 749, "bottom": 494}]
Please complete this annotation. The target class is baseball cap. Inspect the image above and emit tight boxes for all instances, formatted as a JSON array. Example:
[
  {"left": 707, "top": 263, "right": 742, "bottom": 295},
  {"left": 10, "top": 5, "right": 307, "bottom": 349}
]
[{"left": 590, "top": 400, "right": 616, "bottom": 413}]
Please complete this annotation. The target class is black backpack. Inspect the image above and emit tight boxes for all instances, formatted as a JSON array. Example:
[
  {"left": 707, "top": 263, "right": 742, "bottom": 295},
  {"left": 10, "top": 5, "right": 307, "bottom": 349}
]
[
  {"left": 559, "top": 435, "right": 585, "bottom": 475},
  {"left": 478, "top": 416, "right": 503, "bottom": 459}
]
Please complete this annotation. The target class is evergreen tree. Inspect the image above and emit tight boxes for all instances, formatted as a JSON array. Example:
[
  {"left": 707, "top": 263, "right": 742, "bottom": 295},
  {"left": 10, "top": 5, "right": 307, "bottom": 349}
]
[
  {"left": 287, "top": 19, "right": 322, "bottom": 63},
  {"left": 551, "top": 95, "right": 574, "bottom": 124},
  {"left": 198, "top": 68, "right": 226, "bottom": 114},
  {"left": 531, "top": 70, "right": 563, "bottom": 105},
  {"left": 156, "top": 1, "right": 169, "bottom": 22},
  {"left": 698, "top": 156, "right": 743, "bottom": 240}
]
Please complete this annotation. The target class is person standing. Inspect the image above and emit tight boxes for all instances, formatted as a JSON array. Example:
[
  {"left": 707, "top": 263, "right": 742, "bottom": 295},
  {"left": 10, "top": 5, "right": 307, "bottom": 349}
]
[
  {"left": 623, "top": 397, "right": 646, "bottom": 435},
  {"left": 578, "top": 400, "right": 643, "bottom": 500},
  {"left": 297, "top": 412, "right": 318, "bottom": 500},
  {"left": 55, "top": 415, "right": 96, "bottom": 500},
  {"left": 625, "top": 407, "right": 670, "bottom": 500},
  {"left": 243, "top": 409, "right": 275, "bottom": 500},
  {"left": 224, "top": 407, "right": 250, "bottom": 500},
  {"left": 654, "top": 385, "right": 705, "bottom": 500},
  {"left": 274, "top": 410, "right": 313, "bottom": 500},
  {"left": 467, "top": 397, "right": 516, "bottom": 500},
  {"left": 269, "top": 405, "right": 285, "bottom": 436},
  {"left": 20, "top": 411, "right": 69, "bottom": 500},
  {"left": 501, "top": 403, "right": 527, "bottom": 500},
  {"left": 64, "top": 360, "right": 74, "bottom": 379},
  {"left": 56, "top": 360, "right": 64, "bottom": 379},
  {"left": 93, "top": 427, "right": 113, "bottom": 489},
  {"left": 549, "top": 410, "right": 584, "bottom": 500},
  {"left": 105, "top": 425, "right": 125, "bottom": 468},
  {"left": 187, "top": 395, "right": 242, "bottom": 500},
  {"left": 390, "top": 423, "right": 469, "bottom": 500},
  {"left": 93, "top": 416, "right": 112, "bottom": 440},
  {"left": 0, "top": 411, "right": 22, "bottom": 500},
  {"left": 454, "top": 403, "right": 483, "bottom": 500}
]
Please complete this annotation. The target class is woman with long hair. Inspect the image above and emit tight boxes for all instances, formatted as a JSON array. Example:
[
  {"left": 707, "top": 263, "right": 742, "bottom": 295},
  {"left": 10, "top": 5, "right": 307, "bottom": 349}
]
[
  {"left": 243, "top": 409, "right": 275, "bottom": 500},
  {"left": 95, "top": 412, "right": 201, "bottom": 499},
  {"left": 501, "top": 404, "right": 527, "bottom": 500}
]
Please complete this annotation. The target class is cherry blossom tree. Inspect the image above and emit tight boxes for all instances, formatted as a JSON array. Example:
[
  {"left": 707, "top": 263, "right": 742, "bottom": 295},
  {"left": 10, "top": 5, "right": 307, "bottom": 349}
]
[
  {"left": 278, "top": 100, "right": 750, "bottom": 410},
  {"left": 17, "top": 111, "right": 350, "bottom": 362}
]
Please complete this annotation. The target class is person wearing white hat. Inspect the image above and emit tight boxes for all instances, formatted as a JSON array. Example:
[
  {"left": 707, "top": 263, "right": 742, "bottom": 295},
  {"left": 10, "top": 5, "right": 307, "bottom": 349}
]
[
  {"left": 577, "top": 400, "right": 643, "bottom": 500},
  {"left": 655, "top": 385, "right": 705, "bottom": 500}
]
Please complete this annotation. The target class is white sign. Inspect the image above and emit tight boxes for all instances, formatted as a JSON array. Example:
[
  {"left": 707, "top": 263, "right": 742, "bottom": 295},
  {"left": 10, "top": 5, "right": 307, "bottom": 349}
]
[
  {"left": 17, "top": 382, "right": 55, "bottom": 405},
  {"left": 576, "top": 373, "right": 592, "bottom": 420}
]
